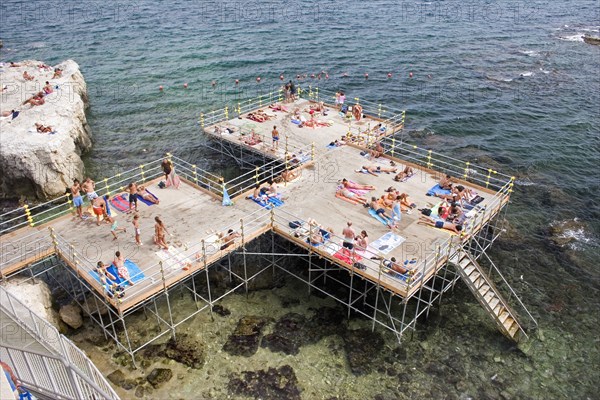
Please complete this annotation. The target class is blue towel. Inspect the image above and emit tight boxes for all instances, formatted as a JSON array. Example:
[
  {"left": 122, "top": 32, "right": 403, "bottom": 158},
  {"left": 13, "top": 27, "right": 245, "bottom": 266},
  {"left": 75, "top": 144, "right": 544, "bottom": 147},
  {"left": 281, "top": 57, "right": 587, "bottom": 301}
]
[
  {"left": 426, "top": 184, "right": 452, "bottom": 197},
  {"left": 306, "top": 229, "right": 331, "bottom": 247},
  {"left": 368, "top": 208, "right": 390, "bottom": 226},
  {"left": 136, "top": 189, "right": 159, "bottom": 206},
  {"left": 102, "top": 260, "right": 145, "bottom": 286},
  {"left": 326, "top": 144, "right": 337, "bottom": 149},
  {"left": 248, "top": 195, "right": 284, "bottom": 210}
]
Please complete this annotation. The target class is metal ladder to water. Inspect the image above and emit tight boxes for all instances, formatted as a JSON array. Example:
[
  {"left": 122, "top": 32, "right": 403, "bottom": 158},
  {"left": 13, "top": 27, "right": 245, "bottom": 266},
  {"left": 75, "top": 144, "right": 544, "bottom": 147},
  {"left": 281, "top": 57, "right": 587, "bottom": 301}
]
[{"left": 452, "top": 249, "right": 529, "bottom": 342}]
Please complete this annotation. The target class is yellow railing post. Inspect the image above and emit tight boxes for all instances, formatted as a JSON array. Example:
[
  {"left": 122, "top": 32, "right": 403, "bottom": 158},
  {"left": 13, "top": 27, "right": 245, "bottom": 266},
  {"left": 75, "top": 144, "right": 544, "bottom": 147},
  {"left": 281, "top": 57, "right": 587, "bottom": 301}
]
[
  {"left": 224, "top": 106, "right": 229, "bottom": 120},
  {"left": 391, "top": 137, "right": 396, "bottom": 158},
  {"left": 192, "top": 164, "right": 198, "bottom": 184},
  {"left": 311, "top": 142, "right": 315, "bottom": 161},
  {"left": 259, "top": 94, "right": 263, "bottom": 108},
  {"left": 255, "top": 166, "right": 260, "bottom": 185},
  {"left": 278, "top": 88, "right": 283, "bottom": 103},
  {"left": 285, "top": 135, "right": 289, "bottom": 156},
  {"left": 237, "top": 102, "right": 241, "bottom": 116},
  {"left": 354, "top": 97, "right": 360, "bottom": 105},
  {"left": 240, "top": 218, "right": 245, "bottom": 248},
  {"left": 315, "top": 87, "right": 319, "bottom": 102},
  {"left": 509, "top": 176, "right": 515, "bottom": 195},
  {"left": 139, "top": 164, "right": 145, "bottom": 182},
  {"left": 23, "top": 204, "right": 34, "bottom": 227},
  {"left": 486, "top": 168, "right": 493, "bottom": 188},
  {"left": 308, "top": 85, "right": 313, "bottom": 99},
  {"left": 427, "top": 150, "right": 432, "bottom": 169},
  {"left": 104, "top": 178, "right": 110, "bottom": 196},
  {"left": 463, "top": 162, "right": 470, "bottom": 179},
  {"left": 378, "top": 104, "right": 382, "bottom": 118},
  {"left": 200, "top": 113, "right": 204, "bottom": 129}
]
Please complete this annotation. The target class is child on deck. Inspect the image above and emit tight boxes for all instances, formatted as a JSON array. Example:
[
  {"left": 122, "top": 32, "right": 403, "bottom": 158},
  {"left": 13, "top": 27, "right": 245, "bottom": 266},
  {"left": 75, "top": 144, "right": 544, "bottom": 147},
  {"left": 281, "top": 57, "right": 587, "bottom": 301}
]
[{"left": 133, "top": 214, "right": 142, "bottom": 245}]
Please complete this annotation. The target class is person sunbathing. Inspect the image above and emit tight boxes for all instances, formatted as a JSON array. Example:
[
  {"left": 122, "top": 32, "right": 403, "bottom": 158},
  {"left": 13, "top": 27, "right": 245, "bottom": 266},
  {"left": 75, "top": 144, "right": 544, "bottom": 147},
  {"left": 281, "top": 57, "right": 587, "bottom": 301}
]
[
  {"left": 52, "top": 68, "right": 63, "bottom": 79},
  {"left": 309, "top": 230, "right": 324, "bottom": 245},
  {"left": 357, "top": 165, "right": 397, "bottom": 176},
  {"left": 418, "top": 215, "right": 463, "bottom": 234},
  {"left": 95, "top": 261, "right": 117, "bottom": 284},
  {"left": 379, "top": 194, "right": 393, "bottom": 208},
  {"left": 337, "top": 187, "right": 368, "bottom": 204},
  {"left": 114, "top": 251, "right": 134, "bottom": 286},
  {"left": 369, "top": 197, "right": 394, "bottom": 227},
  {"left": 398, "top": 193, "right": 417, "bottom": 210},
  {"left": 394, "top": 166, "right": 415, "bottom": 182},
  {"left": 269, "top": 103, "right": 288, "bottom": 112},
  {"left": 220, "top": 229, "right": 241, "bottom": 250},
  {"left": 137, "top": 185, "right": 160, "bottom": 204},
  {"left": 341, "top": 178, "right": 375, "bottom": 191},
  {"left": 23, "top": 92, "right": 45, "bottom": 107},
  {"left": 437, "top": 184, "right": 468, "bottom": 204},
  {"left": 23, "top": 71, "right": 34, "bottom": 81},
  {"left": 247, "top": 112, "right": 265, "bottom": 122},
  {"left": 439, "top": 174, "right": 453, "bottom": 190},
  {"left": 369, "top": 141, "right": 384, "bottom": 159},
  {"left": 385, "top": 257, "right": 414, "bottom": 275},
  {"left": 281, "top": 168, "right": 301, "bottom": 182},
  {"left": 446, "top": 202, "right": 463, "bottom": 222},
  {"left": 35, "top": 123, "right": 53, "bottom": 133},
  {"left": 43, "top": 81, "right": 54, "bottom": 95},
  {"left": 242, "top": 130, "right": 262, "bottom": 145}
]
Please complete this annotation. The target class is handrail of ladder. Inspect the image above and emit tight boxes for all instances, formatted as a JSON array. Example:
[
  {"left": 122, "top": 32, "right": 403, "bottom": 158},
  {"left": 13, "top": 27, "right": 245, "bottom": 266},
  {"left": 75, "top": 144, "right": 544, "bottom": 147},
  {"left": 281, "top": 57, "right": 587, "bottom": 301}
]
[
  {"left": 462, "top": 245, "right": 538, "bottom": 331},
  {"left": 0, "top": 342, "right": 118, "bottom": 400},
  {"left": 0, "top": 285, "right": 119, "bottom": 399}
]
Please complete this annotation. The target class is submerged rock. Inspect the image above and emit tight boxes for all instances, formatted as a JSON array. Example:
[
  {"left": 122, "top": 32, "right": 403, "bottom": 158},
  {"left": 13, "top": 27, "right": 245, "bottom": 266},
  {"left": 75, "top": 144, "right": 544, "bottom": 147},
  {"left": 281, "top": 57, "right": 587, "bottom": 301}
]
[
  {"left": 223, "top": 316, "right": 271, "bottom": 357},
  {"left": 343, "top": 328, "right": 385, "bottom": 375},
  {"left": 164, "top": 334, "right": 206, "bottom": 369},
  {"left": 107, "top": 370, "right": 137, "bottom": 391},
  {"left": 228, "top": 365, "right": 301, "bottom": 400},
  {"left": 262, "top": 307, "right": 346, "bottom": 355},
  {"left": 146, "top": 368, "right": 173, "bottom": 388},
  {"left": 212, "top": 304, "right": 231, "bottom": 317},
  {"left": 547, "top": 218, "right": 588, "bottom": 248}
]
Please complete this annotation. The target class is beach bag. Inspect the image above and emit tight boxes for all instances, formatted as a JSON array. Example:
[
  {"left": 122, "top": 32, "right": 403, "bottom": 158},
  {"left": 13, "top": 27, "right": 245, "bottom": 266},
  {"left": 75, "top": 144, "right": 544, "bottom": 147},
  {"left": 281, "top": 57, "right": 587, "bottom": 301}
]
[
  {"left": 289, "top": 221, "right": 302, "bottom": 229},
  {"left": 158, "top": 181, "right": 166, "bottom": 189},
  {"left": 420, "top": 209, "right": 432, "bottom": 216}
]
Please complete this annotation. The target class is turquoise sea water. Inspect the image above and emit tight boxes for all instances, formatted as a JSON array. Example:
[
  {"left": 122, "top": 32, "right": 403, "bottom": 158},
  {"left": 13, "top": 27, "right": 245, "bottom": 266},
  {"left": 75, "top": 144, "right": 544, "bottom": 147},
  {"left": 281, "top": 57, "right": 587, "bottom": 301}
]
[{"left": 1, "top": 0, "right": 599, "bottom": 398}]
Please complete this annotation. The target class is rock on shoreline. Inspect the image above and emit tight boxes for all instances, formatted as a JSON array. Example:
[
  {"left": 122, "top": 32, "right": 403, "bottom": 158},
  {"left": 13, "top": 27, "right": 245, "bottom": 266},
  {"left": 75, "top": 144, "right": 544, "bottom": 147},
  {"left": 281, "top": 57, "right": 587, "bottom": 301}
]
[{"left": 0, "top": 59, "right": 92, "bottom": 199}]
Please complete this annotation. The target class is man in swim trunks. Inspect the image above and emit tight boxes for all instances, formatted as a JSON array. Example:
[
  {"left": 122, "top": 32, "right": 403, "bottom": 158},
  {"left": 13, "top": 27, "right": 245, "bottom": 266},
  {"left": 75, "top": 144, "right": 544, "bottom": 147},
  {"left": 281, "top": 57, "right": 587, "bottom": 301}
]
[
  {"left": 342, "top": 221, "right": 356, "bottom": 256},
  {"left": 369, "top": 197, "right": 394, "bottom": 228},
  {"left": 220, "top": 229, "right": 241, "bottom": 250},
  {"left": 132, "top": 214, "right": 142, "bottom": 245},
  {"left": 337, "top": 187, "right": 368, "bottom": 205},
  {"left": 418, "top": 215, "right": 463, "bottom": 234},
  {"left": 114, "top": 251, "right": 134, "bottom": 286},
  {"left": 71, "top": 179, "right": 84, "bottom": 219},
  {"left": 82, "top": 178, "right": 98, "bottom": 201},
  {"left": 272, "top": 125, "right": 279, "bottom": 151},
  {"left": 91, "top": 197, "right": 105, "bottom": 226},
  {"left": 128, "top": 182, "right": 138, "bottom": 212}
]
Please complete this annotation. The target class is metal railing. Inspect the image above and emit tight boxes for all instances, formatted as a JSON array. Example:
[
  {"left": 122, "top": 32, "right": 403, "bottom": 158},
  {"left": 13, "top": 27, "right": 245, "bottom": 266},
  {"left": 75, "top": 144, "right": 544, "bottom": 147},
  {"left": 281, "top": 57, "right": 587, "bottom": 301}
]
[
  {"left": 223, "top": 142, "right": 314, "bottom": 199},
  {"left": 0, "top": 286, "right": 119, "bottom": 399},
  {"left": 49, "top": 207, "right": 273, "bottom": 304},
  {"left": 169, "top": 154, "right": 224, "bottom": 197},
  {"left": 0, "top": 230, "right": 54, "bottom": 278}
]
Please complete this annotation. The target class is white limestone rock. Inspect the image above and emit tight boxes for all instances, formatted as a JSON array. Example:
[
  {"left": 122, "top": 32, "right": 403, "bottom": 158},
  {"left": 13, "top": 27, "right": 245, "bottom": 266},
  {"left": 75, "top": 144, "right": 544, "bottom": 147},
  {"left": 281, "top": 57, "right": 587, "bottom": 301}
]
[
  {"left": 3, "top": 276, "right": 61, "bottom": 330},
  {"left": 0, "top": 59, "right": 92, "bottom": 199}
]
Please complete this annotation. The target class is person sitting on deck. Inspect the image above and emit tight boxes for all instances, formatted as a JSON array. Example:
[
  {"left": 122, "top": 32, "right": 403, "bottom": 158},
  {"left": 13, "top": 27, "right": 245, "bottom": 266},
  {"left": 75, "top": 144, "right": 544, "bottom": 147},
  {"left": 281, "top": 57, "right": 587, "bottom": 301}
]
[
  {"left": 437, "top": 184, "right": 469, "bottom": 204},
  {"left": 393, "top": 166, "right": 415, "bottom": 182},
  {"left": 220, "top": 229, "right": 241, "bottom": 250},
  {"left": 369, "top": 197, "right": 394, "bottom": 227},
  {"left": 418, "top": 215, "right": 463, "bottom": 234},
  {"left": 22, "top": 70, "right": 34, "bottom": 81},
  {"left": 308, "top": 229, "right": 325, "bottom": 245},
  {"left": 355, "top": 230, "right": 369, "bottom": 252},
  {"left": 356, "top": 165, "right": 397, "bottom": 176},
  {"left": 369, "top": 141, "right": 384, "bottom": 159},
  {"left": 398, "top": 193, "right": 417, "bottom": 211},
  {"left": 337, "top": 187, "right": 368, "bottom": 205},
  {"left": 242, "top": 129, "right": 261, "bottom": 145},
  {"left": 281, "top": 167, "right": 301, "bottom": 182},
  {"left": 95, "top": 261, "right": 117, "bottom": 284},
  {"left": 341, "top": 178, "right": 375, "bottom": 191},
  {"left": 114, "top": 251, "right": 134, "bottom": 286},
  {"left": 439, "top": 174, "right": 453, "bottom": 190},
  {"left": 137, "top": 185, "right": 160, "bottom": 204}
]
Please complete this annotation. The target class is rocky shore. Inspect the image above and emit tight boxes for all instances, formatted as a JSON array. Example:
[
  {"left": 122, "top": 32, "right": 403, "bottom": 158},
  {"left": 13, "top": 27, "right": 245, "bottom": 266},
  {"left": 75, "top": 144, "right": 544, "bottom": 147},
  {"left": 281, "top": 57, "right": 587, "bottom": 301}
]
[{"left": 0, "top": 59, "right": 92, "bottom": 199}]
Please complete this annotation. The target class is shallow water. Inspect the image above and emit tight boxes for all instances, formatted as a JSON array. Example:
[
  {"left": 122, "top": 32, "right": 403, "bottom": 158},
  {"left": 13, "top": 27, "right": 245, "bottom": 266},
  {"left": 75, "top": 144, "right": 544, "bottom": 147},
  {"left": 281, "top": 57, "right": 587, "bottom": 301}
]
[{"left": 2, "top": 0, "right": 599, "bottom": 398}]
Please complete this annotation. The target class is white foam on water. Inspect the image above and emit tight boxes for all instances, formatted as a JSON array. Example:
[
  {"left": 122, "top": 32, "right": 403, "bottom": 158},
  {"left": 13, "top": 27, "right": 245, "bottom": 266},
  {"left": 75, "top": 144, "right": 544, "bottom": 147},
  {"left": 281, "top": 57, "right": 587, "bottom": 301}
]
[
  {"left": 558, "top": 34, "right": 584, "bottom": 42},
  {"left": 539, "top": 68, "right": 550, "bottom": 74},
  {"left": 520, "top": 50, "right": 540, "bottom": 57},
  {"left": 520, "top": 71, "right": 534, "bottom": 77}
]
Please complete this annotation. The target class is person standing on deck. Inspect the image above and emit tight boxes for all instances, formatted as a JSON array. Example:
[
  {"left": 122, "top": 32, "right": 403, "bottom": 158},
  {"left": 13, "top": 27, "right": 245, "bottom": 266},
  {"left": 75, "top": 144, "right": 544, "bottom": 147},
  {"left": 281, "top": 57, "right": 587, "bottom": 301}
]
[
  {"left": 128, "top": 182, "right": 138, "bottom": 212},
  {"left": 71, "top": 179, "right": 84, "bottom": 219},
  {"left": 342, "top": 221, "right": 356, "bottom": 256},
  {"left": 272, "top": 125, "right": 280, "bottom": 151}
]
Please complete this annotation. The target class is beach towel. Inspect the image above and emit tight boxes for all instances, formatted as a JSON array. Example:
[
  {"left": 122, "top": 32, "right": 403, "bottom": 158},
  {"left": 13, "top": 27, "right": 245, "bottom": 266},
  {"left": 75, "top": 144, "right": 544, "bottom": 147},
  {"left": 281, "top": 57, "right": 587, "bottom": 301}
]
[
  {"left": 109, "top": 193, "right": 130, "bottom": 213},
  {"left": 333, "top": 249, "right": 363, "bottom": 264},
  {"left": 136, "top": 189, "right": 159, "bottom": 206},
  {"left": 248, "top": 195, "right": 284, "bottom": 210},
  {"left": 368, "top": 208, "right": 390, "bottom": 226},
  {"left": 222, "top": 184, "right": 233, "bottom": 206},
  {"left": 370, "top": 232, "right": 406, "bottom": 255},
  {"left": 157, "top": 246, "right": 193, "bottom": 271},
  {"left": 103, "top": 195, "right": 112, "bottom": 217},
  {"left": 426, "top": 184, "right": 452, "bottom": 197},
  {"left": 346, "top": 181, "right": 373, "bottom": 195},
  {"left": 106, "top": 260, "right": 145, "bottom": 286}
]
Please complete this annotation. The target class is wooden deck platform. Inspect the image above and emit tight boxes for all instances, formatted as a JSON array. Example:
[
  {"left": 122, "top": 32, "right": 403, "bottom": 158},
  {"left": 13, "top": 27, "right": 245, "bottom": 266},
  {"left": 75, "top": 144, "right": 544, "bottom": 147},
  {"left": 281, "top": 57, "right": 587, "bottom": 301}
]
[{"left": 0, "top": 98, "right": 509, "bottom": 313}]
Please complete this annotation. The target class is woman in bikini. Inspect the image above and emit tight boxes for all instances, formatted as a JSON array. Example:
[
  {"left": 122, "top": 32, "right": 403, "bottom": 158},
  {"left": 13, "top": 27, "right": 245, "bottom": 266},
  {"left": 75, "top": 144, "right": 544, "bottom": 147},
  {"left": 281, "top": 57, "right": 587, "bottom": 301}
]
[
  {"left": 154, "top": 216, "right": 170, "bottom": 250},
  {"left": 341, "top": 178, "right": 375, "bottom": 191},
  {"left": 337, "top": 187, "right": 368, "bottom": 205}
]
